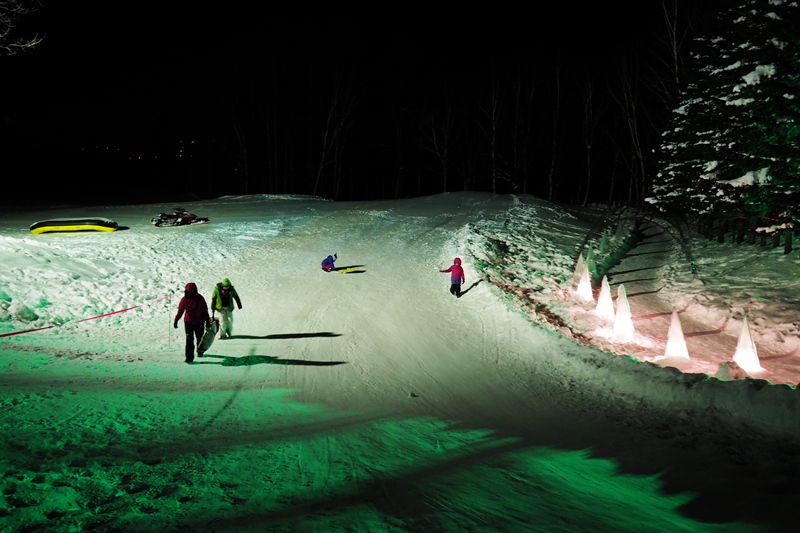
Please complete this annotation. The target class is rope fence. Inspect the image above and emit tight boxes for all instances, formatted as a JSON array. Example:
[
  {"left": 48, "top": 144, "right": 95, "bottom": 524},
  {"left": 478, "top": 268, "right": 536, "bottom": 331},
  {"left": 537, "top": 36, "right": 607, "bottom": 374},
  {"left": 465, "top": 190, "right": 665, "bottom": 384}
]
[{"left": 0, "top": 295, "right": 173, "bottom": 339}]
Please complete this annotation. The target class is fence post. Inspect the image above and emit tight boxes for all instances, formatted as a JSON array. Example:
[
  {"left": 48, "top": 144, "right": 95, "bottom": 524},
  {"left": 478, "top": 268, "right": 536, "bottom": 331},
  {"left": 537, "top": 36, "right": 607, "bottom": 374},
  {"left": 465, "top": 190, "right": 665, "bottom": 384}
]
[{"left": 784, "top": 229, "right": 793, "bottom": 255}]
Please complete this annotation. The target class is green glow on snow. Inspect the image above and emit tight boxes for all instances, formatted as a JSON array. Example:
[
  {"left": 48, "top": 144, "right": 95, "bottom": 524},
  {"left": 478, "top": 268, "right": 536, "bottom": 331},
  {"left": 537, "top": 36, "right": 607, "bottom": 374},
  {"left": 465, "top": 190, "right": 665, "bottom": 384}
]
[{"left": 0, "top": 349, "right": 761, "bottom": 533}]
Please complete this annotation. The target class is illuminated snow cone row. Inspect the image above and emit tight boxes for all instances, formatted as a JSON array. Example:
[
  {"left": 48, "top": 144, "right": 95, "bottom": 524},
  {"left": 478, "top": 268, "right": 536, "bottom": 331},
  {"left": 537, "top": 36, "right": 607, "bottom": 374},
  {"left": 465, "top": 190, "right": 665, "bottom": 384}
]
[
  {"left": 571, "top": 265, "right": 765, "bottom": 377},
  {"left": 659, "top": 310, "right": 764, "bottom": 375}
]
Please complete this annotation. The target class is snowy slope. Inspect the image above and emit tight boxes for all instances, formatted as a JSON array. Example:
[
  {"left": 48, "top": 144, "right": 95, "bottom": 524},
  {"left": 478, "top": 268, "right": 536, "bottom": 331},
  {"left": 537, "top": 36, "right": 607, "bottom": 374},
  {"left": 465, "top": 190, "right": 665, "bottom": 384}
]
[{"left": 1, "top": 193, "right": 798, "bottom": 532}]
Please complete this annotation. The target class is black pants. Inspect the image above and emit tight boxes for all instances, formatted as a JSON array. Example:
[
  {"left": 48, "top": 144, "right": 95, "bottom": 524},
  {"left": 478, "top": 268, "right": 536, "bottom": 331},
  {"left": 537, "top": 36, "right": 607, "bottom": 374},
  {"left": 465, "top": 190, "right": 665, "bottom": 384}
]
[
  {"left": 184, "top": 322, "right": 205, "bottom": 362},
  {"left": 450, "top": 283, "right": 461, "bottom": 297}
]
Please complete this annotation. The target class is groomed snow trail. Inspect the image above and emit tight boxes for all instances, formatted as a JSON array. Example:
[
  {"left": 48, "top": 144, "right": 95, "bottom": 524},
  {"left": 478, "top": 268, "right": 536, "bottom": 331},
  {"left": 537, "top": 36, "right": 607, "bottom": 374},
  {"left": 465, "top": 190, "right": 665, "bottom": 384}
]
[{"left": 2, "top": 194, "right": 799, "bottom": 532}]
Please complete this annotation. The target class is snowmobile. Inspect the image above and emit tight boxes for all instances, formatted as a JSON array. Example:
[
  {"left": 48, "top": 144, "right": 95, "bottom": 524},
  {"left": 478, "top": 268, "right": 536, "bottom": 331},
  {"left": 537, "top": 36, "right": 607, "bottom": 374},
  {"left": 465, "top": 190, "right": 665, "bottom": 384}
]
[{"left": 150, "top": 207, "right": 209, "bottom": 227}]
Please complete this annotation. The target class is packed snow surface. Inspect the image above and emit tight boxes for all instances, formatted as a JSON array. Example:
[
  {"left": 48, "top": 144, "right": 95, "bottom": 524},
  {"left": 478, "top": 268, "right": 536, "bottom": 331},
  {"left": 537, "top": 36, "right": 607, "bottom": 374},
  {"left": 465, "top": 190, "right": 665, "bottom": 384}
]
[{"left": 1, "top": 193, "right": 799, "bottom": 532}]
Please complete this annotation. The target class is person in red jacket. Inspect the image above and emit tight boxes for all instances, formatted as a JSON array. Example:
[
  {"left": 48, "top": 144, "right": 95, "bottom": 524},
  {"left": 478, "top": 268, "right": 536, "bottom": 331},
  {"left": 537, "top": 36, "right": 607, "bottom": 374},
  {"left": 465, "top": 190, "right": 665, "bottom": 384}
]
[
  {"left": 173, "top": 282, "right": 211, "bottom": 363},
  {"left": 440, "top": 257, "right": 465, "bottom": 298}
]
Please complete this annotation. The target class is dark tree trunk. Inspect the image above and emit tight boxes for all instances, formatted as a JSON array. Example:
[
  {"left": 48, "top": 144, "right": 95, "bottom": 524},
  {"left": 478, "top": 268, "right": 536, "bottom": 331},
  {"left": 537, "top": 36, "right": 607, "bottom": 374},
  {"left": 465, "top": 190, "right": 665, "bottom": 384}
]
[
  {"left": 735, "top": 220, "right": 745, "bottom": 244},
  {"left": 748, "top": 218, "right": 758, "bottom": 245}
]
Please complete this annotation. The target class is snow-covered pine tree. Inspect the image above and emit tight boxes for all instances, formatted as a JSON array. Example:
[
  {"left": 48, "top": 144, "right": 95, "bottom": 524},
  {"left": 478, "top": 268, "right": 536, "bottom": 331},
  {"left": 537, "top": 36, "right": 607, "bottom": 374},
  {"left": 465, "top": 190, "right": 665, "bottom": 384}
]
[
  {"left": 724, "top": 1, "right": 800, "bottom": 229},
  {"left": 648, "top": 0, "right": 800, "bottom": 235},
  {"left": 649, "top": 28, "right": 747, "bottom": 221}
]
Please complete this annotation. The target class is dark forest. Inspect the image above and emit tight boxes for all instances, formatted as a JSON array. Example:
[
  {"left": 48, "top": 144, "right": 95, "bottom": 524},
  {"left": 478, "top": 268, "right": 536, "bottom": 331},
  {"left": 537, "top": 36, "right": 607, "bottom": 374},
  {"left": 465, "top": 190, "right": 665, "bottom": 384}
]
[{"left": 2, "top": 3, "right": 723, "bottom": 206}]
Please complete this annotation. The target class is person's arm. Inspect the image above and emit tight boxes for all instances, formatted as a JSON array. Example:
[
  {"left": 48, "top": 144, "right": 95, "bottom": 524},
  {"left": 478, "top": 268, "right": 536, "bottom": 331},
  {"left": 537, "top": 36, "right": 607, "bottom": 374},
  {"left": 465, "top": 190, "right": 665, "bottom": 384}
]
[
  {"left": 202, "top": 297, "right": 211, "bottom": 326},
  {"left": 210, "top": 286, "right": 219, "bottom": 315},
  {"left": 174, "top": 300, "right": 185, "bottom": 328},
  {"left": 233, "top": 290, "right": 242, "bottom": 309}
]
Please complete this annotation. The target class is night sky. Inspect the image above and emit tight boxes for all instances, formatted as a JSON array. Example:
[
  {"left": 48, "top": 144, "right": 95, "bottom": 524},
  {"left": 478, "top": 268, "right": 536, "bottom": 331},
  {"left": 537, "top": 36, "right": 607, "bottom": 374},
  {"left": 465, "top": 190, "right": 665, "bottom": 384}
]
[{"left": 2, "top": 2, "right": 700, "bottom": 205}]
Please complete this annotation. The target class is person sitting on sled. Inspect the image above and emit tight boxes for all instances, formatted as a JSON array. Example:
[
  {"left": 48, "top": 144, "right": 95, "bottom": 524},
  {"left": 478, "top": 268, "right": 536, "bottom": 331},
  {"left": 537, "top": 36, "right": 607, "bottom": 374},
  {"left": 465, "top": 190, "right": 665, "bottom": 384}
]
[
  {"left": 440, "top": 257, "right": 466, "bottom": 298},
  {"left": 211, "top": 277, "right": 242, "bottom": 339},
  {"left": 321, "top": 253, "right": 337, "bottom": 272}
]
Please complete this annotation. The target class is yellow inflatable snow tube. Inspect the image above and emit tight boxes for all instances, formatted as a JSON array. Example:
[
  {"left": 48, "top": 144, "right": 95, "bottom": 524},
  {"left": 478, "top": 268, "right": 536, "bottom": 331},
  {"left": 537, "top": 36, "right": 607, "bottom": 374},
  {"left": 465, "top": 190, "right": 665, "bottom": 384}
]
[{"left": 30, "top": 218, "right": 119, "bottom": 234}]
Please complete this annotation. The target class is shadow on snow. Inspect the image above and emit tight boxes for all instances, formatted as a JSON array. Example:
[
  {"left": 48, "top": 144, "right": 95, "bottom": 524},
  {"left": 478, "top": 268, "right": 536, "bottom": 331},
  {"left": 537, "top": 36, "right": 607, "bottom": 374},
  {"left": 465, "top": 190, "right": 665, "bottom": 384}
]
[
  {"left": 195, "top": 354, "right": 347, "bottom": 367},
  {"left": 230, "top": 332, "right": 342, "bottom": 340}
]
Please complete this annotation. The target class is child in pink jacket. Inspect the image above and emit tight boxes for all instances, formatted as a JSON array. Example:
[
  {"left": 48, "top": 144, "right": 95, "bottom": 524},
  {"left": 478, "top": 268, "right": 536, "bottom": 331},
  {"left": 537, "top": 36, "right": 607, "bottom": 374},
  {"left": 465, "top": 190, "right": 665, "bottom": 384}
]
[{"left": 440, "top": 257, "right": 465, "bottom": 298}]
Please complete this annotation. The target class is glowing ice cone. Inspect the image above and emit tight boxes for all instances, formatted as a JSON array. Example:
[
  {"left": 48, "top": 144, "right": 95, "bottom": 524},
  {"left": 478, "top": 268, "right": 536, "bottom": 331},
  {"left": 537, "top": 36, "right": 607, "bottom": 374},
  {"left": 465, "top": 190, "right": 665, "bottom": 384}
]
[
  {"left": 573, "top": 252, "right": 585, "bottom": 285},
  {"left": 732, "top": 315, "right": 763, "bottom": 374},
  {"left": 585, "top": 246, "right": 597, "bottom": 282},
  {"left": 599, "top": 232, "right": 610, "bottom": 256},
  {"left": 612, "top": 284, "right": 635, "bottom": 342},
  {"left": 595, "top": 275, "right": 615, "bottom": 322},
  {"left": 664, "top": 307, "right": 690, "bottom": 359},
  {"left": 575, "top": 264, "right": 593, "bottom": 302}
]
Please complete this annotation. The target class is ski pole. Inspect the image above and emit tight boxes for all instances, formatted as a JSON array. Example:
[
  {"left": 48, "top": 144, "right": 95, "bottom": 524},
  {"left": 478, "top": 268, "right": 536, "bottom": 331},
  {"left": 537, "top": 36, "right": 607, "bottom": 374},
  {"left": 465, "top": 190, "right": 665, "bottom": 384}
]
[{"left": 168, "top": 304, "right": 172, "bottom": 347}]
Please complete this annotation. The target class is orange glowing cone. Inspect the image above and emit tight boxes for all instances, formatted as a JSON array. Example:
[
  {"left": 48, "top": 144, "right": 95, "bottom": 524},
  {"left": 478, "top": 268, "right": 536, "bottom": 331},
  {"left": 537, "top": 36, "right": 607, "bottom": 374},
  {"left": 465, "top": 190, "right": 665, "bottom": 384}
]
[
  {"left": 664, "top": 307, "right": 690, "bottom": 359},
  {"left": 575, "top": 264, "right": 593, "bottom": 302},
  {"left": 595, "top": 275, "right": 615, "bottom": 322},
  {"left": 732, "top": 315, "right": 763, "bottom": 374},
  {"left": 612, "top": 284, "right": 635, "bottom": 343}
]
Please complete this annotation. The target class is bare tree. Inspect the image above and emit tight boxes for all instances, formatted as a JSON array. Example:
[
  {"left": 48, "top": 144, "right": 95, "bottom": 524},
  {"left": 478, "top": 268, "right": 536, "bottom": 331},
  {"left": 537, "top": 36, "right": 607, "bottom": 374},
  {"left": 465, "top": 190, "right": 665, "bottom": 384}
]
[
  {"left": 421, "top": 84, "right": 456, "bottom": 193},
  {"left": 655, "top": 0, "right": 696, "bottom": 89},
  {"left": 511, "top": 54, "right": 539, "bottom": 195},
  {"left": 576, "top": 67, "right": 603, "bottom": 206},
  {"left": 332, "top": 112, "right": 355, "bottom": 200},
  {"left": 607, "top": 140, "right": 622, "bottom": 207},
  {"left": 0, "top": 0, "right": 43, "bottom": 55},
  {"left": 232, "top": 112, "right": 249, "bottom": 194},
  {"left": 211, "top": 62, "right": 251, "bottom": 195},
  {"left": 641, "top": 0, "right": 698, "bottom": 115},
  {"left": 547, "top": 53, "right": 566, "bottom": 202},
  {"left": 456, "top": 118, "right": 481, "bottom": 192},
  {"left": 389, "top": 103, "right": 408, "bottom": 200},
  {"left": 210, "top": 106, "right": 249, "bottom": 195},
  {"left": 312, "top": 68, "right": 360, "bottom": 198},
  {"left": 483, "top": 61, "right": 503, "bottom": 194},
  {"left": 610, "top": 58, "right": 647, "bottom": 206},
  {"left": 259, "top": 44, "right": 292, "bottom": 195}
]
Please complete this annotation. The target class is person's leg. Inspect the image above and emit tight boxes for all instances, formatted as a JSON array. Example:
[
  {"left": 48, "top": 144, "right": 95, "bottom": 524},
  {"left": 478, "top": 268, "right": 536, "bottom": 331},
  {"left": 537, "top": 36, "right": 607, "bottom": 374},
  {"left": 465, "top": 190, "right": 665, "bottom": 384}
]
[
  {"left": 220, "top": 309, "right": 232, "bottom": 338},
  {"left": 184, "top": 322, "right": 195, "bottom": 362},
  {"left": 455, "top": 283, "right": 462, "bottom": 298},
  {"left": 450, "top": 283, "right": 458, "bottom": 296},
  {"left": 194, "top": 323, "right": 205, "bottom": 357},
  {"left": 218, "top": 309, "right": 227, "bottom": 338}
]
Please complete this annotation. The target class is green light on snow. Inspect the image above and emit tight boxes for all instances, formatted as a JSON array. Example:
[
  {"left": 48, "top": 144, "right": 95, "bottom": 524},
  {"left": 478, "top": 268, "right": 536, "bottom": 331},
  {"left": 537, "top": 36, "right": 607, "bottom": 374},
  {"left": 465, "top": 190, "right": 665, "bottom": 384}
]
[{"left": 0, "top": 351, "right": 759, "bottom": 532}]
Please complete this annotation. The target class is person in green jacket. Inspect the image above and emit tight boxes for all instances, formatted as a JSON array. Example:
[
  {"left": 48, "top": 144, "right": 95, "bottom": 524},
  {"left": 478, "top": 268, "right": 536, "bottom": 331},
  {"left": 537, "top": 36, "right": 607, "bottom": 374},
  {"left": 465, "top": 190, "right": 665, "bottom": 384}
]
[{"left": 211, "top": 278, "right": 242, "bottom": 339}]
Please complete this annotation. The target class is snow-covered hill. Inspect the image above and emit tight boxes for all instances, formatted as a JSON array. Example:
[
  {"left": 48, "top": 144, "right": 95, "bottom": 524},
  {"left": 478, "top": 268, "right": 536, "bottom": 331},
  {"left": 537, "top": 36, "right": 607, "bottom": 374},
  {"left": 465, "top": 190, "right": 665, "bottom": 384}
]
[{"left": 1, "top": 193, "right": 798, "bottom": 532}]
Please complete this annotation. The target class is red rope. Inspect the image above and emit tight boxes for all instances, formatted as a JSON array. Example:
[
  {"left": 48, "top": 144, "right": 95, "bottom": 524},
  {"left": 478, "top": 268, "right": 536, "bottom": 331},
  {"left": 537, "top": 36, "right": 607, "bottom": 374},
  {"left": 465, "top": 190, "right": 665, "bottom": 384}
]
[{"left": 0, "top": 295, "right": 172, "bottom": 339}]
